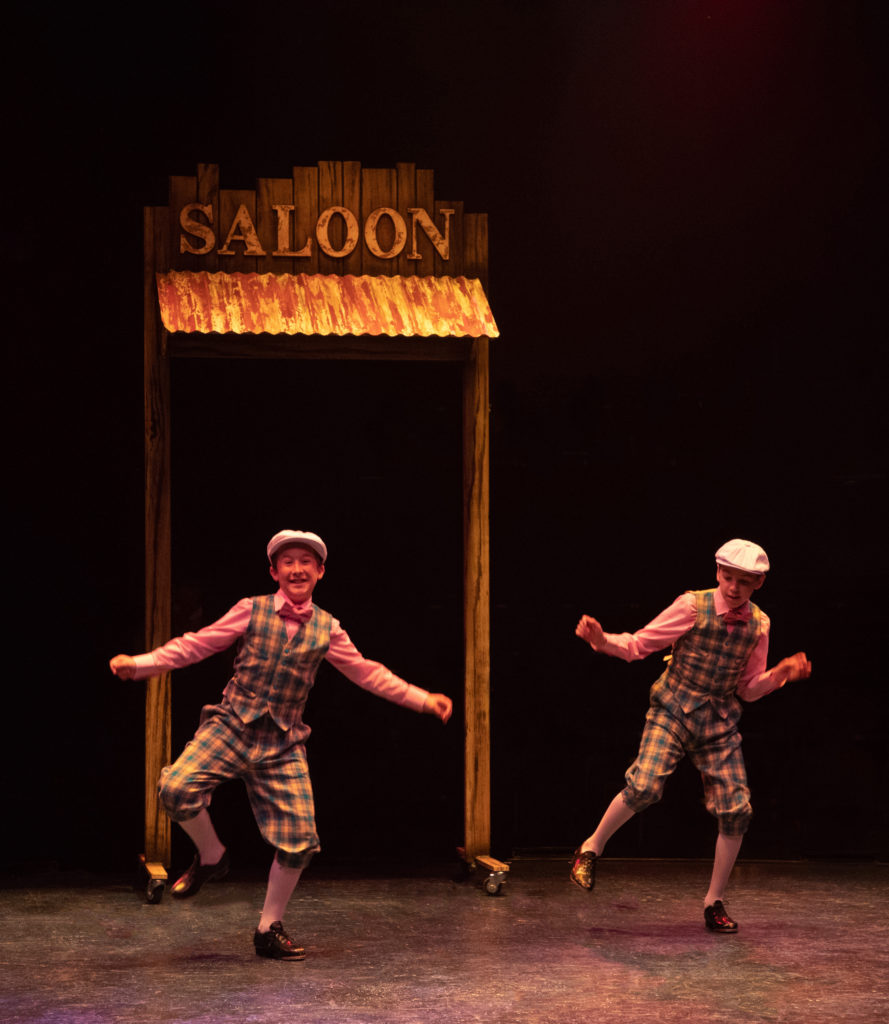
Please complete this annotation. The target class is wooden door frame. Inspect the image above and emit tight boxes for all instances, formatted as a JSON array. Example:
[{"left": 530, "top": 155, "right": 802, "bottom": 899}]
[{"left": 142, "top": 205, "right": 492, "bottom": 867}]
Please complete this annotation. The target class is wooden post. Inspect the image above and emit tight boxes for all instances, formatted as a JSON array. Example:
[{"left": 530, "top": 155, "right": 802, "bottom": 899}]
[
  {"left": 143, "top": 206, "right": 172, "bottom": 865},
  {"left": 462, "top": 336, "right": 491, "bottom": 861}
]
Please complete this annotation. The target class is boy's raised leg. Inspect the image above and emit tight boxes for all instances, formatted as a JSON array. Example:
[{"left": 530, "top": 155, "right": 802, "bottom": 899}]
[
  {"left": 170, "top": 809, "right": 229, "bottom": 898},
  {"left": 178, "top": 808, "right": 226, "bottom": 865},
  {"left": 571, "top": 793, "right": 636, "bottom": 890},
  {"left": 582, "top": 792, "right": 636, "bottom": 856}
]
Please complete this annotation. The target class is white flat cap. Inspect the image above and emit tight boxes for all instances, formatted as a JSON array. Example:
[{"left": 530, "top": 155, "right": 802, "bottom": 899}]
[
  {"left": 267, "top": 530, "right": 328, "bottom": 564},
  {"left": 715, "top": 538, "right": 770, "bottom": 575}
]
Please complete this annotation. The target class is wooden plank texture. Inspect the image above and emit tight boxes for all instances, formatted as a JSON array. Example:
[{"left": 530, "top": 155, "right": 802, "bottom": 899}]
[
  {"left": 168, "top": 175, "right": 197, "bottom": 270},
  {"left": 256, "top": 177, "right": 295, "bottom": 274},
  {"left": 293, "top": 164, "right": 320, "bottom": 274},
  {"left": 361, "top": 166, "right": 399, "bottom": 274},
  {"left": 341, "top": 161, "right": 362, "bottom": 275},
  {"left": 168, "top": 333, "right": 472, "bottom": 361},
  {"left": 463, "top": 212, "right": 489, "bottom": 290},
  {"left": 396, "top": 162, "right": 417, "bottom": 277},
  {"left": 462, "top": 336, "right": 491, "bottom": 860},
  {"left": 317, "top": 160, "right": 346, "bottom": 275},
  {"left": 143, "top": 205, "right": 172, "bottom": 865},
  {"left": 413, "top": 169, "right": 435, "bottom": 270},
  {"left": 196, "top": 164, "right": 220, "bottom": 273}
]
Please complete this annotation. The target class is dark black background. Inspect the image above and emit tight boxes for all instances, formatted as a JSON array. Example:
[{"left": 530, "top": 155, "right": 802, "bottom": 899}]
[{"left": 5, "top": 0, "right": 886, "bottom": 875}]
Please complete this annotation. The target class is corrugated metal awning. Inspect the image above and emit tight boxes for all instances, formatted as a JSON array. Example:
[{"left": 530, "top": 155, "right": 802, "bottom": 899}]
[{"left": 156, "top": 271, "right": 498, "bottom": 339}]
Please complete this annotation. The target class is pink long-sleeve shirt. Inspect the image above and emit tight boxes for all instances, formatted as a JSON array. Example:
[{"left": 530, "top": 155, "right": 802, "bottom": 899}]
[
  {"left": 131, "top": 590, "right": 430, "bottom": 713},
  {"left": 591, "top": 590, "right": 781, "bottom": 702}
]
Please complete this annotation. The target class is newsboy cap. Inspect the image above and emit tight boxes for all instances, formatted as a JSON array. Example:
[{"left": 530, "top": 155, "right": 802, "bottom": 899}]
[
  {"left": 715, "top": 538, "right": 770, "bottom": 575},
  {"left": 267, "top": 530, "right": 328, "bottom": 564}
]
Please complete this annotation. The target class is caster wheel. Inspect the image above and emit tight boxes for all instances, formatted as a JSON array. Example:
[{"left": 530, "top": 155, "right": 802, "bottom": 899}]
[
  {"left": 483, "top": 871, "right": 506, "bottom": 896},
  {"left": 146, "top": 879, "right": 165, "bottom": 904},
  {"left": 138, "top": 856, "right": 168, "bottom": 904}
]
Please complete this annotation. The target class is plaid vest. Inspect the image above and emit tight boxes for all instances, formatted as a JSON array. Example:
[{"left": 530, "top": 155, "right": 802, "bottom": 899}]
[
  {"left": 651, "top": 589, "right": 763, "bottom": 723},
  {"left": 222, "top": 595, "right": 332, "bottom": 736}
]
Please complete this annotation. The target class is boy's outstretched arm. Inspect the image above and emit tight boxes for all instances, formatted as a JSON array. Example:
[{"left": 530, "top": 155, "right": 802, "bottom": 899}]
[
  {"left": 423, "top": 693, "right": 453, "bottom": 724},
  {"left": 109, "top": 654, "right": 137, "bottom": 680}
]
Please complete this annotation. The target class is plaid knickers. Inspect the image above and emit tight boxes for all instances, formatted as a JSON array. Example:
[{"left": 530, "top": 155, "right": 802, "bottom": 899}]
[
  {"left": 621, "top": 699, "right": 752, "bottom": 836},
  {"left": 158, "top": 701, "right": 319, "bottom": 869}
]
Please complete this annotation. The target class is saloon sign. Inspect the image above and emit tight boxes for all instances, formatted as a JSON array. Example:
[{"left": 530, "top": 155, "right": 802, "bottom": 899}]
[{"left": 179, "top": 201, "right": 454, "bottom": 262}]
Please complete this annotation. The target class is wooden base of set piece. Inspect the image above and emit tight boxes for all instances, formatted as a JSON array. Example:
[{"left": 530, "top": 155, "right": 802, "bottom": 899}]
[
  {"left": 137, "top": 854, "right": 168, "bottom": 904},
  {"left": 456, "top": 847, "right": 510, "bottom": 895}
]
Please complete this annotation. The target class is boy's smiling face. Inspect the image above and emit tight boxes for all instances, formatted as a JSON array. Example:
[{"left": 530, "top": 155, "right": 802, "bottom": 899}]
[
  {"left": 270, "top": 543, "right": 325, "bottom": 605},
  {"left": 716, "top": 565, "right": 764, "bottom": 608}
]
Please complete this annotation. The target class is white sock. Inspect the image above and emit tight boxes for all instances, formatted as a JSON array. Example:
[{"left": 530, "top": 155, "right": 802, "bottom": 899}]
[
  {"left": 705, "top": 833, "right": 743, "bottom": 906},
  {"left": 258, "top": 859, "right": 303, "bottom": 932},
  {"left": 582, "top": 793, "right": 636, "bottom": 855}
]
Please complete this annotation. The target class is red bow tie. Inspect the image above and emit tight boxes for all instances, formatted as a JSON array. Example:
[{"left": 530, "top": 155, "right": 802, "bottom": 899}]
[
  {"left": 723, "top": 605, "right": 751, "bottom": 625},
  {"left": 278, "top": 604, "right": 313, "bottom": 624}
]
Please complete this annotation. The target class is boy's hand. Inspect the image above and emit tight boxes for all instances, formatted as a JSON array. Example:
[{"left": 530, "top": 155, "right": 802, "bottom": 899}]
[
  {"left": 576, "top": 615, "right": 606, "bottom": 649},
  {"left": 109, "top": 654, "right": 137, "bottom": 680},
  {"left": 773, "top": 651, "right": 812, "bottom": 687},
  {"left": 424, "top": 693, "right": 453, "bottom": 724}
]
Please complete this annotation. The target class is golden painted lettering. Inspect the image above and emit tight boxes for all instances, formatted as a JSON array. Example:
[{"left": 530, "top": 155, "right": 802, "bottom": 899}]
[
  {"left": 176, "top": 201, "right": 453, "bottom": 263},
  {"left": 364, "top": 207, "right": 407, "bottom": 260},
  {"left": 407, "top": 207, "right": 453, "bottom": 261},
  {"left": 316, "top": 206, "right": 360, "bottom": 258},
  {"left": 272, "top": 204, "right": 313, "bottom": 258},
  {"left": 179, "top": 202, "right": 215, "bottom": 255},
  {"left": 217, "top": 205, "right": 267, "bottom": 256}
]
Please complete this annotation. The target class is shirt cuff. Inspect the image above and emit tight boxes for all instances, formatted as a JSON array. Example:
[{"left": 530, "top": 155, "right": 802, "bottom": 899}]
[
  {"left": 594, "top": 634, "right": 634, "bottom": 661},
  {"left": 132, "top": 653, "right": 158, "bottom": 680},
  {"left": 399, "top": 683, "right": 431, "bottom": 714},
  {"left": 737, "top": 670, "right": 782, "bottom": 702}
]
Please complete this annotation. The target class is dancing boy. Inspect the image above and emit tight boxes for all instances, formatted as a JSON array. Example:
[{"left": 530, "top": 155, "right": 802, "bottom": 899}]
[
  {"left": 111, "top": 529, "right": 452, "bottom": 960},
  {"left": 570, "top": 539, "right": 810, "bottom": 932}
]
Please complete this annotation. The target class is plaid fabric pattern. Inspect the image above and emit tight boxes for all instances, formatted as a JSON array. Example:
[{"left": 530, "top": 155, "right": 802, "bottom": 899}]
[
  {"left": 224, "top": 596, "right": 332, "bottom": 736},
  {"left": 159, "top": 596, "right": 334, "bottom": 868},
  {"left": 159, "top": 703, "right": 319, "bottom": 867},
  {"left": 622, "top": 701, "right": 751, "bottom": 835},
  {"left": 620, "top": 590, "right": 761, "bottom": 836},
  {"left": 655, "top": 589, "right": 763, "bottom": 724}
]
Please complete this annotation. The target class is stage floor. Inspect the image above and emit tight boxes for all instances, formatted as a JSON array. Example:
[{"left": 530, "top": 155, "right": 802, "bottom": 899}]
[{"left": 1, "top": 858, "right": 886, "bottom": 1023}]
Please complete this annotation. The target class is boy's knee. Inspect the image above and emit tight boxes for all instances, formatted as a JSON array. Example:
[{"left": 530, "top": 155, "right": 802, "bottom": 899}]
[
  {"left": 157, "top": 767, "right": 177, "bottom": 809},
  {"left": 275, "top": 848, "right": 317, "bottom": 870},
  {"left": 706, "top": 774, "right": 752, "bottom": 835},
  {"left": 717, "top": 806, "right": 752, "bottom": 836},
  {"left": 157, "top": 766, "right": 203, "bottom": 820},
  {"left": 621, "top": 777, "right": 663, "bottom": 813}
]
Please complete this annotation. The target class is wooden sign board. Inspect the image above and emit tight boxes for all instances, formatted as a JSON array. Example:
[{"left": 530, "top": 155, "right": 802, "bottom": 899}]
[{"left": 163, "top": 161, "right": 487, "bottom": 286}]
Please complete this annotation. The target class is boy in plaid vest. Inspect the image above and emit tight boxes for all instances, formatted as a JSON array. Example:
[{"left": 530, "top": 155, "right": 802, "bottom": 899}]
[
  {"left": 569, "top": 539, "right": 811, "bottom": 932},
  {"left": 110, "top": 530, "right": 452, "bottom": 961}
]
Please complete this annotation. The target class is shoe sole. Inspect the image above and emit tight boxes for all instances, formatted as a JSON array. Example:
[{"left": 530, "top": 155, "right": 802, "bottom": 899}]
[{"left": 255, "top": 949, "right": 306, "bottom": 961}]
